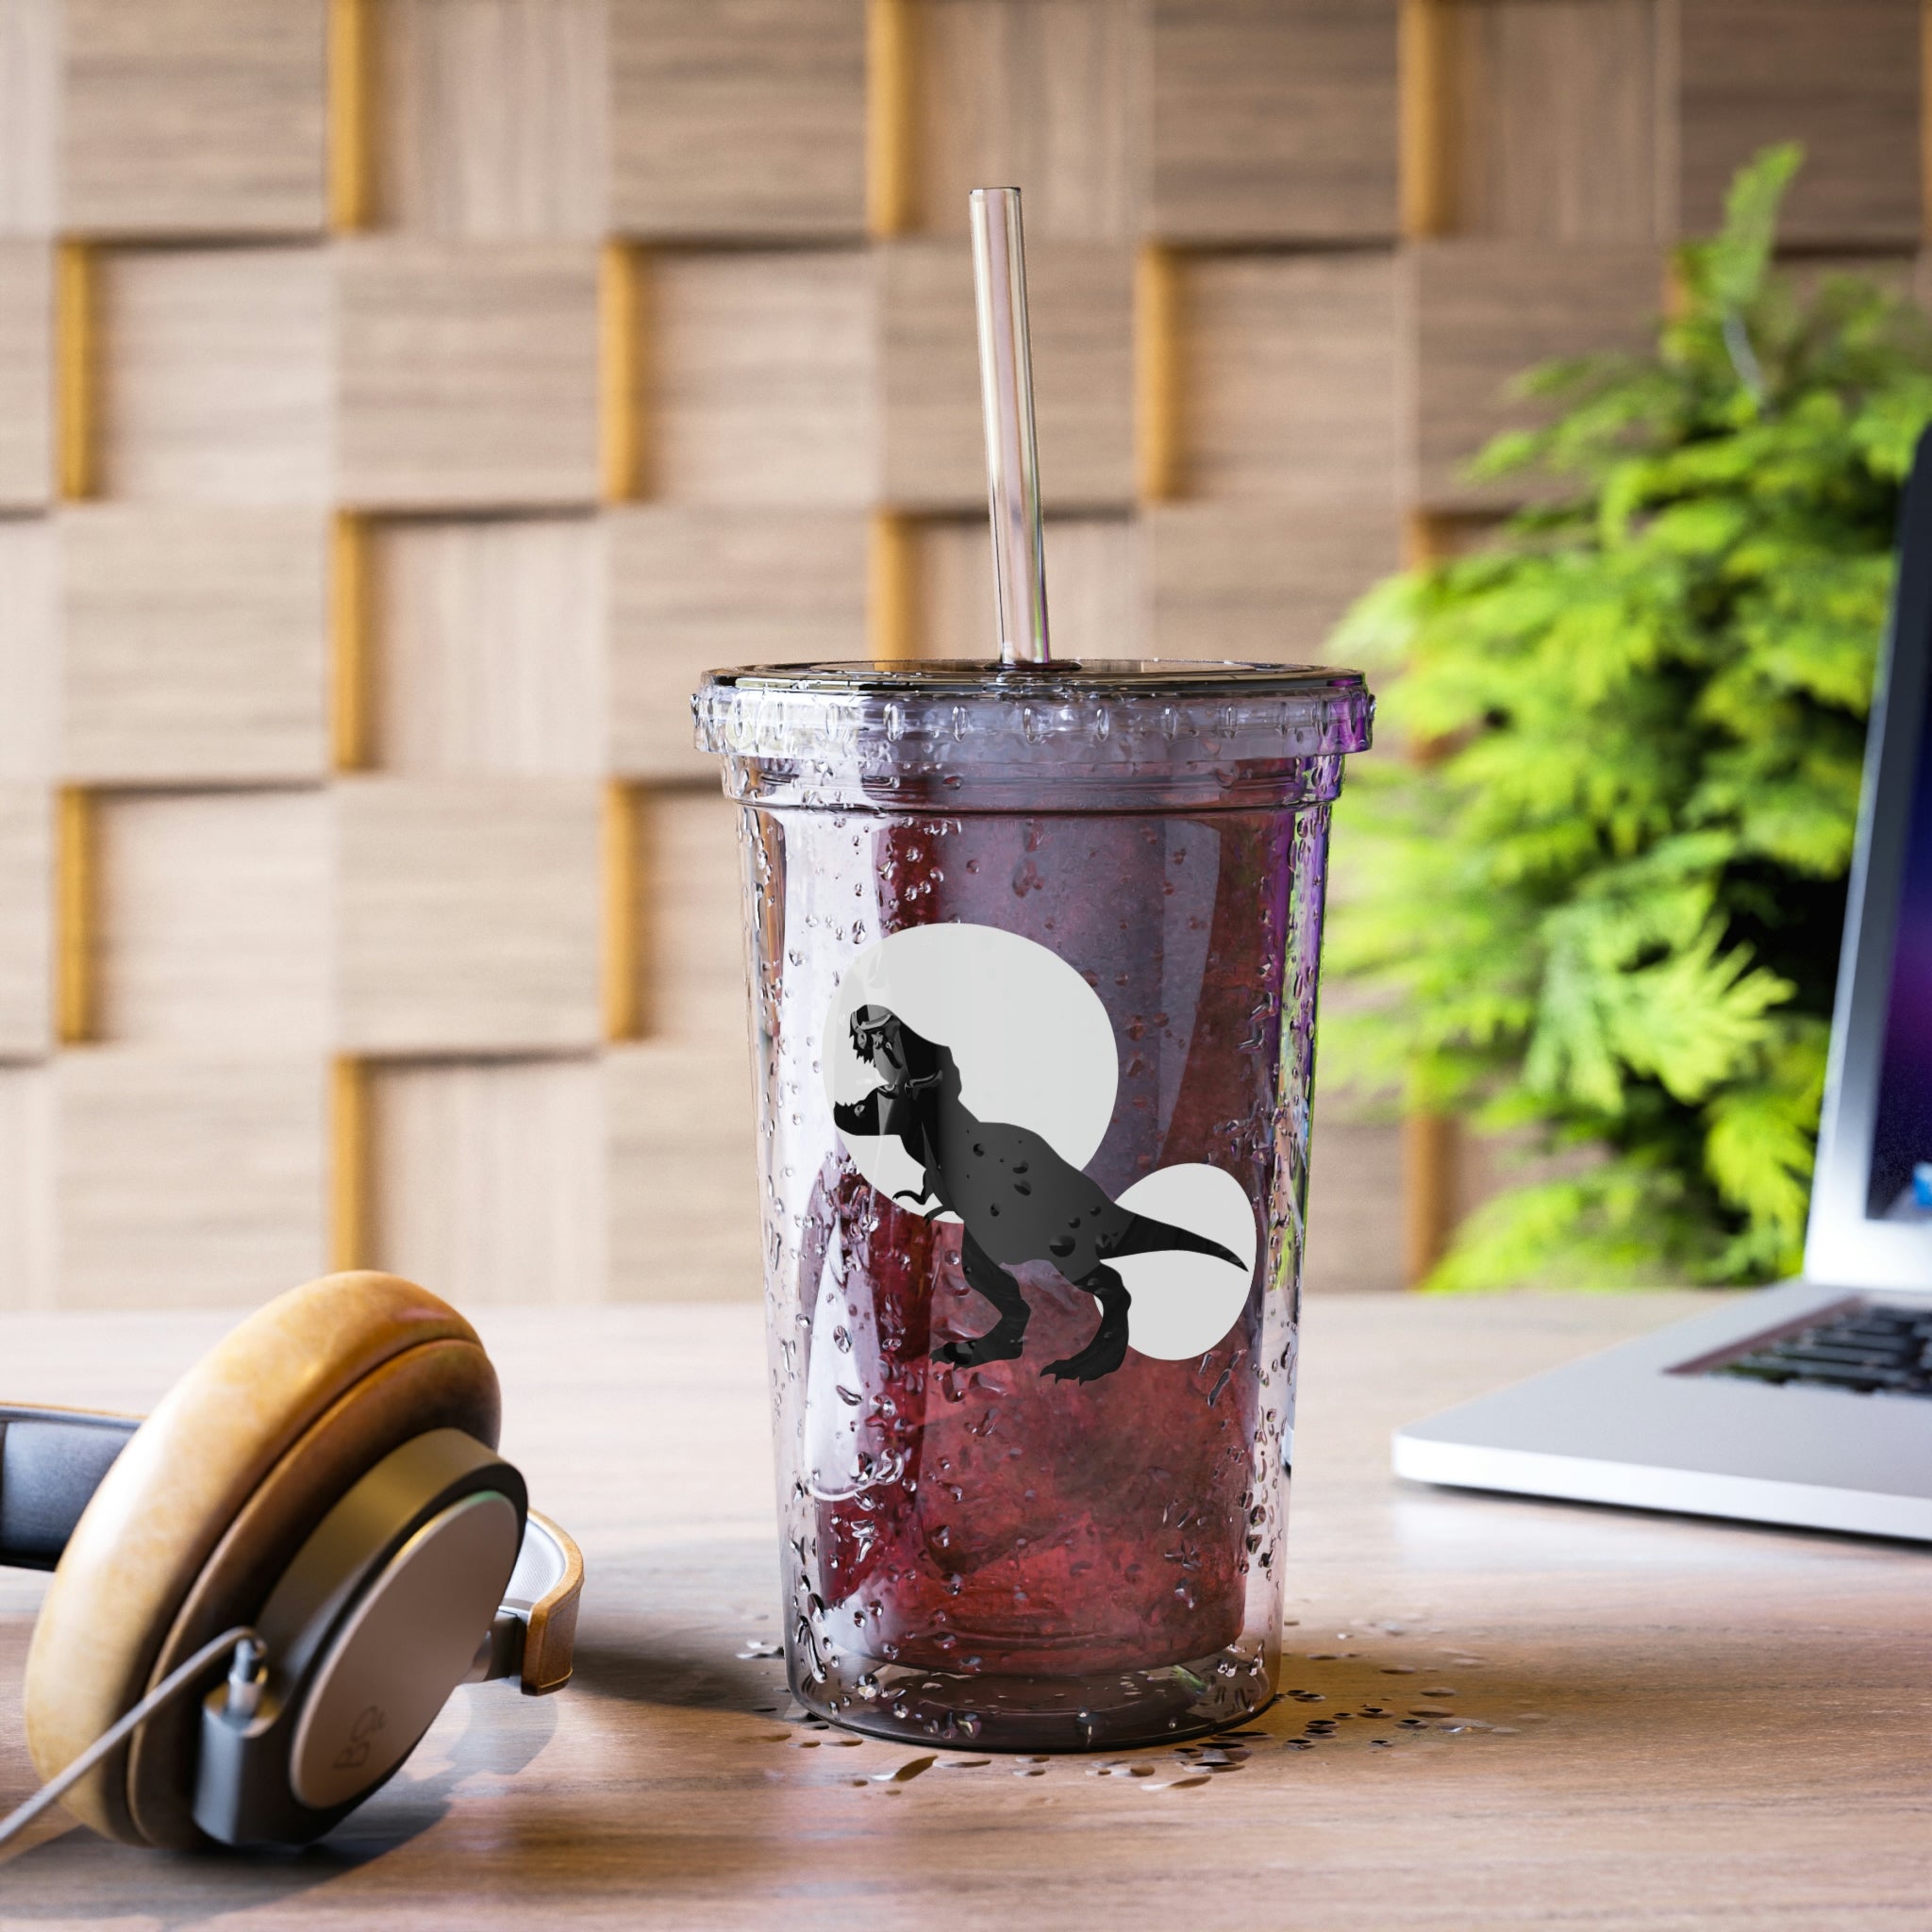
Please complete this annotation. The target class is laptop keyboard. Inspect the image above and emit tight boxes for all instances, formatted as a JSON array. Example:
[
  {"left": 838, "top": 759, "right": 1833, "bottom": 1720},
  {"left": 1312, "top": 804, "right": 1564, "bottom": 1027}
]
[{"left": 1712, "top": 1302, "right": 1932, "bottom": 1398}]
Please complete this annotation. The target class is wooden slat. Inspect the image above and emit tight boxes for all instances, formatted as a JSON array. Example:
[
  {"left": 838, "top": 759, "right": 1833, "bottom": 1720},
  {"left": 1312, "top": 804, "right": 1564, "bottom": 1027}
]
[
  {"left": 0, "top": 0, "right": 58, "bottom": 237},
  {"left": 1146, "top": 503, "right": 1402, "bottom": 662},
  {"left": 0, "top": 239, "right": 53, "bottom": 507},
  {"left": 649, "top": 249, "right": 876, "bottom": 507},
  {"left": 1675, "top": 0, "right": 1923, "bottom": 246},
  {"left": 1403, "top": 240, "right": 1658, "bottom": 511},
  {"left": 1402, "top": 1109, "right": 1461, "bottom": 1287},
  {"left": 1150, "top": 0, "right": 1401, "bottom": 242},
  {"left": 92, "top": 789, "right": 333, "bottom": 1049},
  {"left": 1134, "top": 243, "right": 1181, "bottom": 505},
  {"left": 608, "top": 507, "right": 868, "bottom": 778},
  {"left": 370, "top": 512, "right": 604, "bottom": 775},
  {"left": 603, "top": 778, "right": 645, "bottom": 1043},
  {"left": 0, "top": 515, "right": 56, "bottom": 782},
  {"left": 1437, "top": 0, "right": 1661, "bottom": 245},
  {"left": 336, "top": 238, "right": 602, "bottom": 510},
  {"left": 1399, "top": 0, "right": 1454, "bottom": 240},
  {"left": 644, "top": 790, "right": 752, "bottom": 1048},
  {"left": 879, "top": 237, "right": 1133, "bottom": 510},
  {"left": 60, "top": 0, "right": 329, "bottom": 236},
  {"left": 606, "top": 1040, "right": 761, "bottom": 1302},
  {"left": 865, "top": 0, "right": 918, "bottom": 239},
  {"left": 1303, "top": 1108, "right": 1407, "bottom": 1294},
  {"left": 600, "top": 241, "right": 645, "bottom": 502},
  {"left": 868, "top": 509, "right": 920, "bottom": 659},
  {"left": 93, "top": 245, "right": 334, "bottom": 505},
  {"left": 334, "top": 775, "right": 604, "bottom": 1054},
  {"left": 370, "top": 1056, "right": 608, "bottom": 1303},
  {"left": 52, "top": 786, "right": 91, "bottom": 1047},
  {"left": 58, "top": 506, "right": 331, "bottom": 784},
  {"left": 914, "top": 514, "right": 1142, "bottom": 661},
  {"left": 370, "top": 0, "right": 607, "bottom": 237},
  {"left": 0, "top": 786, "right": 52, "bottom": 1058},
  {"left": 53, "top": 1048, "right": 328, "bottom": 1307},
  {"left": 0, "top": 1066, "right": 54, "bottom": 1308},
  {"left": 609, "top": 0, "right": 867, "bottom": 239},
  {"left": 908, "top": 0, "right": 1142, "bottom": 242},
  {"left": 327, "top": 0, "right": 375, "bottom": 232},
  {"left": 1179, "top": 251, "right": 1401, "bottom": 508},
  {"left": 328, "top": 1052, "right": 370, "bottom": 1271}
]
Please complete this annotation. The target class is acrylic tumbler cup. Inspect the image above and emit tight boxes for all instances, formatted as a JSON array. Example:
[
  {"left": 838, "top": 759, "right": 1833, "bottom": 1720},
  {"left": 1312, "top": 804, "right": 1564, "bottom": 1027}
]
[{"left": 695, "top": 659, "right": 1372, "bottom": 1751}]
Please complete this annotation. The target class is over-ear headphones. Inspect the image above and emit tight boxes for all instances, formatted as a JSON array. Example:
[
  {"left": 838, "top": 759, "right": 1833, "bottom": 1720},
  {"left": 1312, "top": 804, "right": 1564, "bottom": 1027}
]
[{"left": 1, "top": 1271, "right": 582, "bottom": 1852}]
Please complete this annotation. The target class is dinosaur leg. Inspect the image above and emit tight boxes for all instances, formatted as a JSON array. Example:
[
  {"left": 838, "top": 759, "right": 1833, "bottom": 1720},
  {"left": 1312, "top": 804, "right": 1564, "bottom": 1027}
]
[
  {"left": 1042, "top": 1262, "right": 1131, "bottom": 1383},
  {"left": 934, "top": 1230, "right": 1030, "bottom": 1368}
]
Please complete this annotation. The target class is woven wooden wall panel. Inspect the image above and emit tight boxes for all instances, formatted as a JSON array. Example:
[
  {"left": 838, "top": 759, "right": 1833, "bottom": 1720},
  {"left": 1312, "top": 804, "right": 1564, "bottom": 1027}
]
[
  {"left": 58, "top": 507, "right": 331, "bottom": 783},
  {"left": 1675, "top": 0, "right": 1921, "bottom": 245},
  {"left": 335, "top": 777, "right": 603, "bottom": 1053},
  {"left": 0, "top": 241, "right": 51, "bottom": 507},
  {"left": 608, "top": 508, "right": 869, "bottom": 778},
  {"left": 92, "top": 790, "right": 333, "bottom": 1049},
  {"left": 1440, "top": 0, "right": 1661, "bottom": 244},
  {"left": 94, "top": 247, "right": 334, "bottom": 504},
  {"left": 370, "top": 513, "right": 607, "bottom": 776},
  {"left": 336, "top": 241, "right": 602, "bottom": 508},
  {"left": 910, "top": 0, "right": 1141, "bottom": 242},
  {"left": 54, "top": 1050, "right": 327, "bottom": 1307},
  {"left": 1149, "top": 0, "right": 1401, "bottom": 241},
  {"left": 0, "top": 0, "right": 1917, "bottom": 1305},
  {"left": 58, "top": 0, "right": 328, "bottom": 236},
  {"left": 372, "top": 0, "right": 609, "bottom": 239},
  {"left": 608, "top": 0, "right": 867, "bottom": 238}
]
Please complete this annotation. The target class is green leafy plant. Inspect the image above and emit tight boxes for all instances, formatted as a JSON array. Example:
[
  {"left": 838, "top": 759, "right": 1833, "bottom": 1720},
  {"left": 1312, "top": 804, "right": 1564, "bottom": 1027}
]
[{"left": 1327, "top": 147, "right": 1932, "bottom": 1289}]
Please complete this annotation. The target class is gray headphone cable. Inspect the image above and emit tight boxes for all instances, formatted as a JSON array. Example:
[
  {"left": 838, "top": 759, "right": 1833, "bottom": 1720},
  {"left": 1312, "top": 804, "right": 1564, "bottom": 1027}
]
[{"left": 0, "top": 1625, "right": 262, "bottom": 1854}]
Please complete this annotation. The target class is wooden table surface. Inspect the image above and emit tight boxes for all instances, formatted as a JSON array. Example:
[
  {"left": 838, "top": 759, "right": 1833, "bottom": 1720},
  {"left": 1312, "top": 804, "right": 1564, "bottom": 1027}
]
[{"left": 1, "top": 1291, "right": 1926, "bottom": 1930}]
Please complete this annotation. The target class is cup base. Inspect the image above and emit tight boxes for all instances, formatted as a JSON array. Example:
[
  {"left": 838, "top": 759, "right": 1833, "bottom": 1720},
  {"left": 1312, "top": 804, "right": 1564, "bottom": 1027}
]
[{"left": 792, "top": 1645, "right": 1274, "bottom": 1753}]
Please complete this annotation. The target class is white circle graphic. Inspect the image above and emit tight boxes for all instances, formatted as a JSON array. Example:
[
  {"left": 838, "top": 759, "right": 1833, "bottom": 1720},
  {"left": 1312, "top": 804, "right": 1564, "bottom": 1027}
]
[
  {"left": 824, "top": 924, "right": 1118, "bottom": 1218},
  {"left": 1110, "top": 1164, "right": 1258, "bottom": 1359}
]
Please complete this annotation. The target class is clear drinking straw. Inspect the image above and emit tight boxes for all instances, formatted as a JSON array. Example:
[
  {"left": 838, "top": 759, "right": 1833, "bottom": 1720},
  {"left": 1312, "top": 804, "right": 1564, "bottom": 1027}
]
[{"left": 969, "top": 188, "right": 1051, "bottom": 665}]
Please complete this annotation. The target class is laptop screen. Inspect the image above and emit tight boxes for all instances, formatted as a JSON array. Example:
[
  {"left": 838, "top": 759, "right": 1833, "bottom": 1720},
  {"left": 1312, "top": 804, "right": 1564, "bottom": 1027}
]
[{"left": 1868, "top": 639, "right": 1932, "bottom": 1220}]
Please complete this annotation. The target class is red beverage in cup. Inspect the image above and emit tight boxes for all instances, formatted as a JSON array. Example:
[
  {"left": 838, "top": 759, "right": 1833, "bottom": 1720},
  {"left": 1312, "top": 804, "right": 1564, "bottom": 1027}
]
[{"left": 697, "top": 659, "right": 1370, "bottom": 1749}]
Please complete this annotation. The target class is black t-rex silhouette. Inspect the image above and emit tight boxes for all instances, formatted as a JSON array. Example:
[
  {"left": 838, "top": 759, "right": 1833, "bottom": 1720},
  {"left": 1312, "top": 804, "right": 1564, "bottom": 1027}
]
[{"left": 831, "top": 1004, "right": 1245, "bottom": 1383}]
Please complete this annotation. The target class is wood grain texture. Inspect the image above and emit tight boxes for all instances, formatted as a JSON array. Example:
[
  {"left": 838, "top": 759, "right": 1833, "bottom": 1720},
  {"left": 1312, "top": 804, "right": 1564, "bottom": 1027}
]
[
  {"left": 1179, "top": 251, "right": 1401, "bottom": 508},
  {"left": 606, "top": 1038, "right": 761, "bottom": 1300},
  {"left": 1150, "top": 0, "right": 1401, "bottom": 241},
  {"left": 0, "top": 0, "right": 57, "bottom": 236},
  {"left": 1675, "top": 0, "right": 1922, "bottom": 246},
  {"left": 372, "top": 0, "right": 608, "bottom": 238},
  {"left": 335, "top": 776, "right": 603, "bottom": 1054},
  {"left": 336, "top": 239, "right": 601, "bottom": 508},
  {"left": 371, "top": 513, "right": 606, "bottom": 775},
  {"left": 370, "top": 1055, "right": 608, "bottom": 1303},
  {"left": 58, "top": 507, "right": 331, "bottom": 783},
  {"left": 7, "top": 1292, "right": 1930, "bottom": 1917},
  {"left": 51, "top": 1051, "right": 326, "bottom": 1307},
  {"left": 1303, "top": 1108, "right": 1406, "bottom": 1293},
  {"left": 648, "top": 248, "right": 875, "bottom": 507},
  {"left": 94, "top": 245, "right": 333, "bottom": 505},
  {"left": 608, "top": 508, "right": 867, "bottom": 779},
  {"left": 608, "top": 0, "right": 868, "bottom": 239},
  {"left": 880, "top": 238, "right": 1133, "bottom": 509},
  {"left": 643, "top": 789, "right": 750, "bottom": 1046},
  {"left": 0, "top": 514, "right": 56, "bottom": 781},
  {"left": 1441, "top": 0, "right": 1661, "bottom": 243},
  {"left": 92, "top": 790, "right": 333, "bottom": 1050},
  {"left": 1403, "top": 240, "right": 1659, "bottom": 509},
  {"left": 1146, "top": 502, "right": 1402, "bottom": 661},
  {"left": 0, "top": 238, "right": 51, "bottom": 506},
  {"left": 915, "top": 513, "right": 1142, "bottom": 659},
  {"left": 910, "top": 0, "right": 1144, "bottom": 242},
  {"left": 59, "top": 0, "right": 328, "bottom": 236},
  {"left": 0, "top": 1064, "right": 53, "bottom": 1307},
  {"left": 0, "top": 784, "right": 51, "bottom": 1058}
]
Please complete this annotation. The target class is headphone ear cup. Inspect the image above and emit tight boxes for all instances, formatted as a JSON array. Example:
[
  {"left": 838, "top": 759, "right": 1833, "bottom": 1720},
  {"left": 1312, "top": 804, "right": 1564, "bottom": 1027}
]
[{"left": 24, "top": 1272, "right": 499, "bottom": 1850}]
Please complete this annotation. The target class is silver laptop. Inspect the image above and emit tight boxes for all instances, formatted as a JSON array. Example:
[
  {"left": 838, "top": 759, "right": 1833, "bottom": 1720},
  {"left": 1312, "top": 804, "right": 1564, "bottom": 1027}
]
[{"left": 1392, "top": 430, "right": 1932, "bottom": 1543}]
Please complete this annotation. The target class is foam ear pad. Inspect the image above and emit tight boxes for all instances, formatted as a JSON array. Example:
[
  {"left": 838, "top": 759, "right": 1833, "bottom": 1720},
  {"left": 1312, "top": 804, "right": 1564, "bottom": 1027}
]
[{"left": 24, "top": 1272, "right": 500, "bottom": 1850}]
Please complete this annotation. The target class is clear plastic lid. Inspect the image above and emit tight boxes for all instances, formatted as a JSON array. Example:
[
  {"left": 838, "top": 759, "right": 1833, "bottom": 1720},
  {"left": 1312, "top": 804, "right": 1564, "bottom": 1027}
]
[{"left": 693, "top": 659, "right": 1374, "bottom": 814}]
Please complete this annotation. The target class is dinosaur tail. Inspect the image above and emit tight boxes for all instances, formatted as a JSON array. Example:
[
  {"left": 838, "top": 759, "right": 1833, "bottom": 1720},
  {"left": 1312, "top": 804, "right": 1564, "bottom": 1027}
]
[{"left": 1109, "top": 1211, "right": 1244, "bottom": 1270}]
